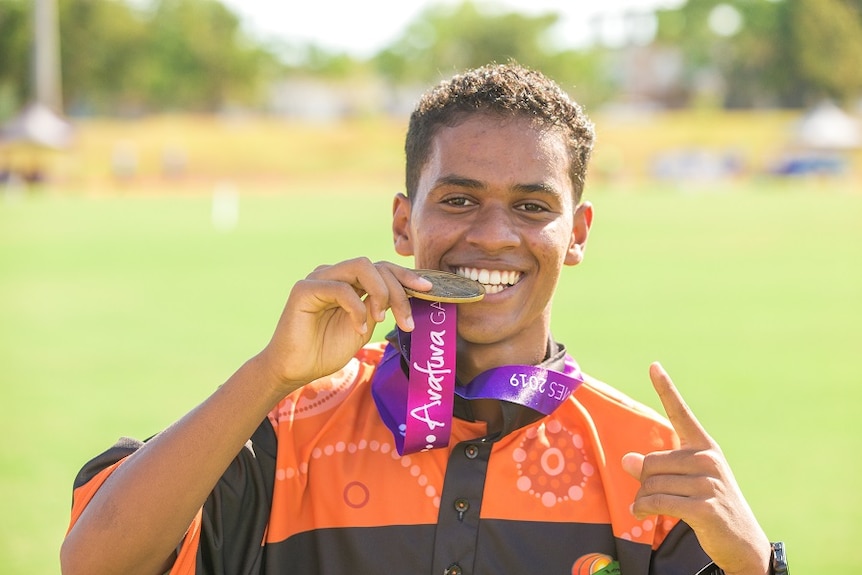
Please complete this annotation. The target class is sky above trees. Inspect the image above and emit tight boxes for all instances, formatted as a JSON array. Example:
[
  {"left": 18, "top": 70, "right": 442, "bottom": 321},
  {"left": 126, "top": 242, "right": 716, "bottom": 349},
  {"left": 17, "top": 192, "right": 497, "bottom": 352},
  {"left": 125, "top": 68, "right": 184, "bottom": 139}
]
[{"left": 217, "top": 0, "right": 686, "bottom": 57}]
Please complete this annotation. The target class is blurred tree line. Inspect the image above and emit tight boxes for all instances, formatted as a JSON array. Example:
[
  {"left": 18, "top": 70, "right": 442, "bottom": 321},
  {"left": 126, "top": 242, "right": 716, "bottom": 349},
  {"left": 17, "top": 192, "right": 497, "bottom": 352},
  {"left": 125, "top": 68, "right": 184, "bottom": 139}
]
[
  {"left": 1, "top": 0, "right": 861, "bottom": 117},
  {"left": 0, "top": 0, "right": 280, "bottom": 116},
  {"left": 654, "top": 0, "right": 862, "bottom": 108}
]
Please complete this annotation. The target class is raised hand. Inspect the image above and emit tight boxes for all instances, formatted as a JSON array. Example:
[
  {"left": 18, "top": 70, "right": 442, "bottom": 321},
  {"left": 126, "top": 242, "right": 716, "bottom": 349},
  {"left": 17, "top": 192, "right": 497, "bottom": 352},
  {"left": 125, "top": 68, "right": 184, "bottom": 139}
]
[
  {"left": 621, "top": 363, "right": 771, "bottom": 575},
  {"left": 257, "top": 258, "right": 431, "bottom": 393},
  {"left": 61, "top": 259, "right": 433, "bottom": 575}
]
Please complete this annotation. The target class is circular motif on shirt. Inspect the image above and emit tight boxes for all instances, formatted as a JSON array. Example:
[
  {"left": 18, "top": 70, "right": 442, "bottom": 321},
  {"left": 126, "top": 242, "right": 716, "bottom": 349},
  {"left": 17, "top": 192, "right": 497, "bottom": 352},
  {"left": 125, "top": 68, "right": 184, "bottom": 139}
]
[
  {"left": 276, "top": 439, "right": 442, "bottom": 511},
  {"left": 343, "top": 481, "right": 370, "bottom": 508},
  {"left": 275, "top": 359, "right": 358, "bottom": 420},
  {"left": 572, "top": 553, "right": 614, "bottom": 575},
  {"left": 513, "top": 419, "right": 593, "bottom": 508}
]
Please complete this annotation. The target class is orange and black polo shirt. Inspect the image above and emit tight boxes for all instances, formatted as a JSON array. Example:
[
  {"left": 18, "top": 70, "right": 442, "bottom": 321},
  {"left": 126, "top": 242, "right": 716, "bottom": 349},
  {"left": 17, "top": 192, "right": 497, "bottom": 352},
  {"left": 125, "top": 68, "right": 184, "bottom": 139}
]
[{"left": 68, "top": 341, "right": 714, "bottom": 574}]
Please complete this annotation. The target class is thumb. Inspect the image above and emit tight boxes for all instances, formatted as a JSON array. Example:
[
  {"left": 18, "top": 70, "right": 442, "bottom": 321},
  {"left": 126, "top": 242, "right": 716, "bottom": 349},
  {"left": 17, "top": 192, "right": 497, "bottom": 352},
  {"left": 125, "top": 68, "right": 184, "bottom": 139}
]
[{"left": 621, "top": 452, "right": 645, "bottom": 480}]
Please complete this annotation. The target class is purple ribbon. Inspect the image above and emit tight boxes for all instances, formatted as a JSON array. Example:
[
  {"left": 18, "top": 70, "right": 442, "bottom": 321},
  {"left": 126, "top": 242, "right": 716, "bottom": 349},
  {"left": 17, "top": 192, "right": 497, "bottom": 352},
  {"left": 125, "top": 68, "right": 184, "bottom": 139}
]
[{"left": 372, "top": 298, "right": 586, "bottom": 455}]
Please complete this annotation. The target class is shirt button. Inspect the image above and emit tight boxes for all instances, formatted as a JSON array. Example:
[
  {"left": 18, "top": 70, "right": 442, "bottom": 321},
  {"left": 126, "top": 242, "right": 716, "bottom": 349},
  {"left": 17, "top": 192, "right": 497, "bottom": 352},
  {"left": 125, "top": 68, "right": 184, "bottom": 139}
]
[
  {"left": 454, "top": 497, "right": 470, "bottom": 520},
  {"left": 445, "top": 563, "right": 463, "bottom": 575},
  {"left": 464, "top": 444, "right": 479, "bottom": 459}
]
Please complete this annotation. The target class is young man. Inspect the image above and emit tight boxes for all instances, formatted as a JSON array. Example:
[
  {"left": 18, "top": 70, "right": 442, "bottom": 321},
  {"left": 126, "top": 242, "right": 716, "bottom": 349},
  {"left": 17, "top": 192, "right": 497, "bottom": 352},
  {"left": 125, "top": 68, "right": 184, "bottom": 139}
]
[{"left": 62, "top": 63, "right": 782, "bottom": 575}]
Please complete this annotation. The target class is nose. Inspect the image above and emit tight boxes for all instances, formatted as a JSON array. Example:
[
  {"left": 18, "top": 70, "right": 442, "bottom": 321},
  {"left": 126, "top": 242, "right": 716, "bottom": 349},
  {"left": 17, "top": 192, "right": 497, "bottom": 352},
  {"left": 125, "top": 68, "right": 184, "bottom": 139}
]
[{"left": 464, "top": 202, "right": 520, "bottom": 252}]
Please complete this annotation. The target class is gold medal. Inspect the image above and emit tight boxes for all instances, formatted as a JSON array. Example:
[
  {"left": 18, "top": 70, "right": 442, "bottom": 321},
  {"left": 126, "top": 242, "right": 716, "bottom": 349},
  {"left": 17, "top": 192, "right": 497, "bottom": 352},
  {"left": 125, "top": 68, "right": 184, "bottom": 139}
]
[{"left": 404, "top": 269, "right": 485, "bottom": 303}]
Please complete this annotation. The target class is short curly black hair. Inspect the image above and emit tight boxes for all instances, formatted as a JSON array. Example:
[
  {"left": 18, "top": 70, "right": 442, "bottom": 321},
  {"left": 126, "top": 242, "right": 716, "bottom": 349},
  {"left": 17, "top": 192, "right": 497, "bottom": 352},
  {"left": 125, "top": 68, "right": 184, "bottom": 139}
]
[{"left": 405, "top": 62, "right": 595, "bottom": 203}]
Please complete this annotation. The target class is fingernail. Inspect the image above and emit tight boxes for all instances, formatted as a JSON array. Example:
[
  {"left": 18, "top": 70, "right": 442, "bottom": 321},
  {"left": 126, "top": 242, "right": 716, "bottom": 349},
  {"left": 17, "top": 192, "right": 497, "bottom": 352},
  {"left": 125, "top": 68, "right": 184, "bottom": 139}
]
[{"left": 404, "top": 315, "right": 415, "bottom": 331}]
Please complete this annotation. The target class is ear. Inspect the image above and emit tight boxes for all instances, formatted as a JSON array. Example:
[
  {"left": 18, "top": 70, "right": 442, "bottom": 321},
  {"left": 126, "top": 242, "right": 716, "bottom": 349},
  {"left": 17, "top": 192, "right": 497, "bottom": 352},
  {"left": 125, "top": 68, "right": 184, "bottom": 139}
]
[
  {"left": 564, "top": 201, "right": 593, "bottom": 266},
  {"left": 392, "top": 193, "right": 414, "bottom": 256}
]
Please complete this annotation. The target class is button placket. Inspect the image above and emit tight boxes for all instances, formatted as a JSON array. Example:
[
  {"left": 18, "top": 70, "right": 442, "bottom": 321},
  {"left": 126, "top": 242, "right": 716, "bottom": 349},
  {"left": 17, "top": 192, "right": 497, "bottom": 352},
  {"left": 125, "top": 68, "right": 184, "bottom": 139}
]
[{"left": 431, "top": 441, "right": 490, "bottom": 575}]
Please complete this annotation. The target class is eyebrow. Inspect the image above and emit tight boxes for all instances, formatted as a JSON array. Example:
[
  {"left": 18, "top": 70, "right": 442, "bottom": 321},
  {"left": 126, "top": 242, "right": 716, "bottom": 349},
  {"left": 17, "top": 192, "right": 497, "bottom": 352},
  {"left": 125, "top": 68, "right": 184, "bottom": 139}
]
[
  {"left": 433, "top": 175, "right": 483, "bottom": 190},
  {"left": 433, "top": 175, "right": 563, "bottom": 198}
]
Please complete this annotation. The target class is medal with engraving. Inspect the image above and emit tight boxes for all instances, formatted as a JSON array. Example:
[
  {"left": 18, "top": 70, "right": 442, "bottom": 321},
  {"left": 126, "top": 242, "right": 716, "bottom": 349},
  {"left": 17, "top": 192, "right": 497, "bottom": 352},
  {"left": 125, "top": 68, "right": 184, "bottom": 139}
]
[{"left": 403, "top": 269, "right": 485, "bottom": 303}]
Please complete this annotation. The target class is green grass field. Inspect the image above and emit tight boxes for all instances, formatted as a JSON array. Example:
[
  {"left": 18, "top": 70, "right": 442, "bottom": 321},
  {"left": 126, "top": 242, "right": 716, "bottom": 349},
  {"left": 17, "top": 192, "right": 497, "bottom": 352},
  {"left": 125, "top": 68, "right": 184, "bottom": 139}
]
[{"left": 1, "top": 180, "right": 861, "bottom": 574}]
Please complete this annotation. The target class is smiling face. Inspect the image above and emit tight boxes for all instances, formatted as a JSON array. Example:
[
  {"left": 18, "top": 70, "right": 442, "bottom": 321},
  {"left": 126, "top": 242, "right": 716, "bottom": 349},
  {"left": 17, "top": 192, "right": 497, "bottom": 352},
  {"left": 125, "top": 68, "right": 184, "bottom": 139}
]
[{"left": 393, "top": 113, "right": 592, "bottom": 368}]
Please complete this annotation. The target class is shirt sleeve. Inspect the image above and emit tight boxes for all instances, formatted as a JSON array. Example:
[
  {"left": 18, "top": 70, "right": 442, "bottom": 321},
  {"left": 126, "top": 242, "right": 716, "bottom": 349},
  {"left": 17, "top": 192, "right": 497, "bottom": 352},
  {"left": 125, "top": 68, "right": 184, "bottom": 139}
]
[
  {"left": 66, "top": 419, "right": 278, "bottom": 575},
  {"left": 650, "top": 520, "right": 713, "bottom": 575},
  {"left": 67, "top": 436, "right": 147, "bottom": 532}
]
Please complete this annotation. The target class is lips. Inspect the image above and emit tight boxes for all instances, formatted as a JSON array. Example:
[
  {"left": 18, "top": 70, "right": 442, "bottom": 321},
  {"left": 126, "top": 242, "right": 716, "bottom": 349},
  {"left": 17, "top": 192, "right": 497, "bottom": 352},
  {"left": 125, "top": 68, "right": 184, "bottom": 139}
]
[{"left": 454, "top": 266, "right": 522, "bottom": 295}]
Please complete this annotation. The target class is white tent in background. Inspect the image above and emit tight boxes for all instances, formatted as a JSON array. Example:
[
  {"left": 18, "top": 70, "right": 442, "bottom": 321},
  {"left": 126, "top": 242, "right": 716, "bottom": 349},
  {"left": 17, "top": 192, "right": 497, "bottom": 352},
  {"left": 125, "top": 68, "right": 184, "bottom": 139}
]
[
  {"left": 0, "top": 101, "right": 73, "bottom": 150},
  {"left": 794, "top": 100, "right": 861, "bottom": 150},
  {"left": 769, "top": 100, "right": 860, "bottom": 177},
  {"left": 0, "top": 0, "right": 71, "bottom": 152},
  {"left": 0, "top": 0, "right": 72, "bottom": 189}
]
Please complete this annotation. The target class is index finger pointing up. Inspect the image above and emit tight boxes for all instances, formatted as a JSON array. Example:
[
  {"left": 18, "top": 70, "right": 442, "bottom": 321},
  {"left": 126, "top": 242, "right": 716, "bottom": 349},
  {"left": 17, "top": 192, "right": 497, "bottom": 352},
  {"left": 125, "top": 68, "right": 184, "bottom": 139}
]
[{"left": 649, "top": 362, "right": 713, "bottom": 449}]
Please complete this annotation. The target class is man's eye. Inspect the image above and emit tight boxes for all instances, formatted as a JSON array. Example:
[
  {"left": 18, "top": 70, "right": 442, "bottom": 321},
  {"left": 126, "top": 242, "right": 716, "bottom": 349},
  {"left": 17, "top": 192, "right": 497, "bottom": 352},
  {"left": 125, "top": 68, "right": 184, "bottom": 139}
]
[
  {"left": 444, "top": 197, "right": 472, "bottom": 207},
  {"left": 518, "top": 202, "right": 547, "bottom": 212}
]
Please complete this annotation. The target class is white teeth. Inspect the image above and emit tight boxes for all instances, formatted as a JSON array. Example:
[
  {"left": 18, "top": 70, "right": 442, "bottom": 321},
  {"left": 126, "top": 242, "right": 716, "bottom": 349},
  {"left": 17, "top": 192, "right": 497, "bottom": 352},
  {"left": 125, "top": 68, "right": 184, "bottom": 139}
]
[{"left": 455, "top": 267, "right": 522, "bottom": 293}]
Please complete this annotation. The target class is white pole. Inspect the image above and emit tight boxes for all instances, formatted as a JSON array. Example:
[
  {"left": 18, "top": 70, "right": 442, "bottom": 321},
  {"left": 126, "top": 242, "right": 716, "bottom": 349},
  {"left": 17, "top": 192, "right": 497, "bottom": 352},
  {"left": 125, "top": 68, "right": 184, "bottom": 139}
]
[
  {"left": 212, "top": 182, "right": 240, "bottom": 232},
  {"left": 33, "top": 0, "right": 63, "bottom": 112}
]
